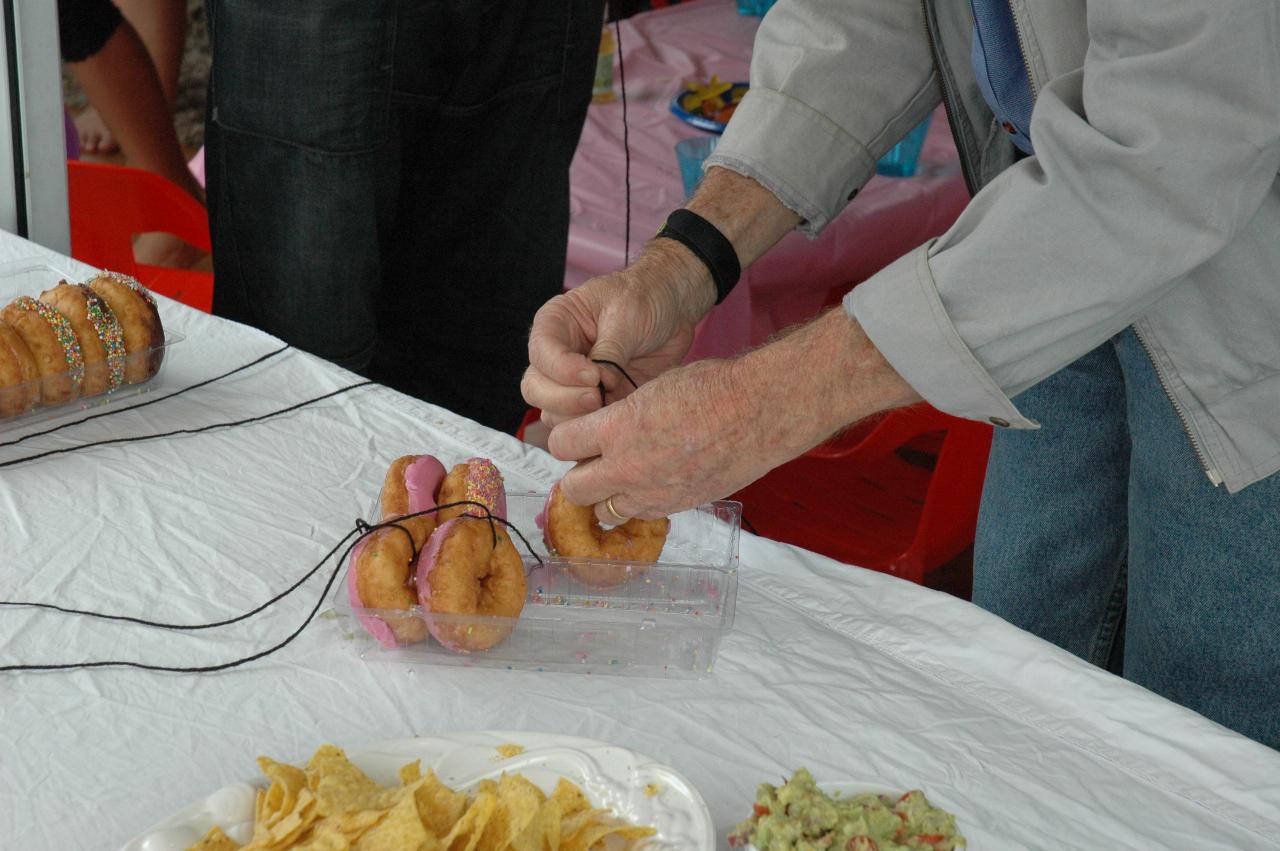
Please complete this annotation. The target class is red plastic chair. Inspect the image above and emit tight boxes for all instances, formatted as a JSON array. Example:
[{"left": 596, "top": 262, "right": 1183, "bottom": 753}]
[
  {"left": 66, "top": 160, "right": 214, "bottom": 313},
  {"left": 516, "top": 407, "right": 543, "bottom": 440},
  {"left": 731, "top": 404, "right": 992, "bottom": 584}
]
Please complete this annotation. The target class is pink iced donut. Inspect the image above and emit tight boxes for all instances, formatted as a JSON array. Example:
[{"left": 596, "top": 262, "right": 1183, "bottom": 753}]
[
  {"left": 416, "top": 517, "right": 526, "bottom": 653},
  {"left": 346, "top": 454, "right": 446, "bottom": 647},
  {"left": 379, "top": 454, "right": 447, "bottom": 520},
  {"left": 435, "top": 457, "right": 507, "bottom": 523},
  {"left": 345, "top": 535, "right": 399, "bottom": 649},
  {"left": 347, "top": 524, "right": 429, "bottom": 647}
]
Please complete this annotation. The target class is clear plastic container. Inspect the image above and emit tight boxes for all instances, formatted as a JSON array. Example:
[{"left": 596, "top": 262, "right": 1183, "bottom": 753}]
[
  {"left": 328, "top": 491, "right": 741, "bottom": 679},
  {"left": 0, "top": 259, "right": 182, "bottom": 432}
]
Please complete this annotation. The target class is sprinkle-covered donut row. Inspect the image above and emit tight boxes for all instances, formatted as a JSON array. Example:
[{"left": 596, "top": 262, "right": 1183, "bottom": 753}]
[{"left": 0, "top": 271, "right": 165, "bottom": 420}]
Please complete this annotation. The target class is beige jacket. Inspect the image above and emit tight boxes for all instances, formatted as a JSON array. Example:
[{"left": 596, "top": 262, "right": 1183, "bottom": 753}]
[{"left": 707, "top": 0, "right": 1280, "bottom": 492}]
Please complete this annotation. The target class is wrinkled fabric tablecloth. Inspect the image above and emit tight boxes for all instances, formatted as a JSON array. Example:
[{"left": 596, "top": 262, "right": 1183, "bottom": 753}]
[
  {"left": 0, "top": 232, "right": 1278, "bottom": 850},
  {"left": 565, "top": 0, "right": 970, "bottom": 361}
]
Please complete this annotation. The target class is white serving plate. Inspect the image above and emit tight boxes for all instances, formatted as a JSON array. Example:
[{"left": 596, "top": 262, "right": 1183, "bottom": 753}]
[{"left": 119, "top": 731, "right": 715, "bottom": 851}]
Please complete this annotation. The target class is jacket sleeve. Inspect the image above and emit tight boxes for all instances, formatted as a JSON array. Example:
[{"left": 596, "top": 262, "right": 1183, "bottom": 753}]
[
  {"left": 704, "top": 0, "right": 940, "bottom": 236},
  {"left": 845, "top": 0, "right": 1280, "bottom": 428}
]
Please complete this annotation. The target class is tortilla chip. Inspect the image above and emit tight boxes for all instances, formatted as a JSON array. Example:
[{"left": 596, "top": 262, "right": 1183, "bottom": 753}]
[
  {"left": 289, "top": 823, "right": 353, "bottom": 851},
  {"left": 305, "top": 747, "right": 386, "bottom": 817},
  {"left": 399, "top": 761, "right": 423, "bottom": 786},
  {"left": 564, "top": 823, "right": 655, "bottom": 851},
  {"left": 507, "top": 800, "right": 562, "bottom": 851},
  {"left": 442, "top": 791, "right": 498, "bottom": 851},
  {"left": 415, "top": 768, "right": 470, "bottom": 837},
  {"left": 185, "top": 745, "right": 655, "bottom": 851},
  {"left": 351, "top": 793, "right": 431, "bottom": 851},
  {"left": 475, "top": 774, "right": 546, "bottom": 851},
  {"left": 187, "top": 826, "right": 242, "bottom": 851},
  {"left": 549, "top": 780, "right": 590, "bottom": 819}
]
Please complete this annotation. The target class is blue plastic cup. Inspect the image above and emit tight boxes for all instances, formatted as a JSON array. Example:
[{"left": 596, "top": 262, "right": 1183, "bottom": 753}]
[
  {"left": 876, "top": 113, "right": 933, "bottom": 178},
  {"left": 675, "top": 136, "right": 719, "bottom": 199}
]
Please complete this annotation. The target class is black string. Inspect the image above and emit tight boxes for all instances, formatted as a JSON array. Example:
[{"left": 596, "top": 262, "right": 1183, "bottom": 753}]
[
  {"left": 0, "top": 526, "right": 362, "bottom": 674},
  {"left": 0, "top": 381, "right": 374, "bottom": 470},
  {"left": 591, "top": 357, "right": 640, "bottom": 406},
  {"left": 0, "top": 501, "right": 547, "bottom": 673},
  {"left": 365, "top": 518, "right": 420, "bottom": 564},
  {"left": 0, "top": 345, "right": 290, "bottom": 449},
  {"left": 615, "top": 15, "right": 631, "bottom": 266},
  {"left": 592, "top": 358, "right": 639, "bottom": 390},
  {"left": 0, "top": 501, "right": 538, "bottom": 630}
]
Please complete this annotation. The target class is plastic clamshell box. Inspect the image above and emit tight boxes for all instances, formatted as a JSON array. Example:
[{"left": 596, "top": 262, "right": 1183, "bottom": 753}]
[
  {"left": 0, "top": 259, "right": 182, "bottom": 433},
  {"left": 329, "top": 491, "right": 742, "bottom": 679}
]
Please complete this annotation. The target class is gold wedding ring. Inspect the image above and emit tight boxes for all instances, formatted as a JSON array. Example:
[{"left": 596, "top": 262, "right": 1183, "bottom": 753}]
[{"left": 604, "top": 495, "right": 628, "bottom": 524}]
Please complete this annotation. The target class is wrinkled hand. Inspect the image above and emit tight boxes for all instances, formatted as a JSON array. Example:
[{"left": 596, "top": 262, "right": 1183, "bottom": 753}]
[
  {"left": 547, "top": 359, "right": 785, "bottom": 522},
  {"left": 522, "top": 242, "right": 714, "bottom": 428},
  {"left": 545, "top": 308, "right": 921, "bottom": 525}
]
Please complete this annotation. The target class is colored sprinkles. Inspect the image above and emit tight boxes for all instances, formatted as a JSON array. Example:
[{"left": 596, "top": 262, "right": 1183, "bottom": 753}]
[
  {"left": 464, "top": 459, "right": 504, "bottom": 514},
  {"left": 98, "top": 270, "right": 157, "bottom": 309},
  {"left": 77, "top": 284, "right": 126, "bottom": 390},
  {"left": 13, "top": 296, "right": 83, "bottom": 384}
]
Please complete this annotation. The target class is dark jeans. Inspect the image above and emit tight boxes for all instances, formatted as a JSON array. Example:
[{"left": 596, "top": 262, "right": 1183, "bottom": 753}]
[{"left": 206, "top": 0, "right": 602, "bottom": 432}]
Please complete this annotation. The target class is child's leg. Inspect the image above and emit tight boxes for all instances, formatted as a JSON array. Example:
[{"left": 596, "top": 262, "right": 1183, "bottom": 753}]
[{"left": 74, "top": 0, "right": 186, "bottom": 154}]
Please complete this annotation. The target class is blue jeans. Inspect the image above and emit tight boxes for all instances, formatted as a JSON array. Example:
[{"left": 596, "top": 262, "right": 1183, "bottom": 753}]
[
  {"left": 974, "top": 328, "right": 1280, "bottom": 749},
  {"left": 206, "top": 0, "right": 602, "bottom": 432}
]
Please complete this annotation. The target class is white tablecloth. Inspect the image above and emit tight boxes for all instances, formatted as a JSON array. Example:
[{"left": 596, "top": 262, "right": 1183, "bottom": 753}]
[{"left": 1, "top": 232, "right": 1278, "bottom": 851}]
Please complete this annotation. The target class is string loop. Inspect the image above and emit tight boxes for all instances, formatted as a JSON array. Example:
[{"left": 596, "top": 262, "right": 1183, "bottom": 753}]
[
  {"left": 0, "top": 345, "right": 290, "bottom": 450},
  {"left": 0, "top": 500, "right": 546, "bottom": 673}
]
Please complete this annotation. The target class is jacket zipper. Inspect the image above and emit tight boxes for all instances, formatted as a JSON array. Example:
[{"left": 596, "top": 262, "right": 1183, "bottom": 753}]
[
  {"left": 929, "top": 2, "right": 1223, "bottom": 488},
  {"left": 920, "top": 0, "right": 980, "bottom": 195},
  {"left": 1008, "top": 4, "right": 1040, "bottom": 101},
  {"left": 1132, "top": 326, "right": 1224, "bottom": 486}
]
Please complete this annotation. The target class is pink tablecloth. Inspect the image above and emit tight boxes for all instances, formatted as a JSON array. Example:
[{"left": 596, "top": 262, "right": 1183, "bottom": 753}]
[{"left": 566, "top": 0, "right": 970, "bottom": 360}]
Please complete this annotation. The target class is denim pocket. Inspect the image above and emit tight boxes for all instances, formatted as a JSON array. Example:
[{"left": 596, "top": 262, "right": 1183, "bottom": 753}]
[{"left": 210, "top": 0, "right": 394, "bottom": 153}]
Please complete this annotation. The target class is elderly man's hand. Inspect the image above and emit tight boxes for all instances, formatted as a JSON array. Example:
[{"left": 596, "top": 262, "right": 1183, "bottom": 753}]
[
  {"left": 523, "top": 166, "right": 804, "bottom": 430},
  {"left": 522, "top": 241, "right": 715, "bottom": 428},
  {"left": 549, "top": 359, "right": 759, "bottom": 519},
  {"left": 547, "top": 308, "right": 920, "bottom": 524}
]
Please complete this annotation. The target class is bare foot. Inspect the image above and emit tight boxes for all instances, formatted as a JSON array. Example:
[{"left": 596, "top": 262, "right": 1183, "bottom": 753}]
[
  {"left": 74, "top": 106, "right": 119, "bottom": 155},
  {"left": 133, "top": 231, "right": 208, "bottom": 269}
]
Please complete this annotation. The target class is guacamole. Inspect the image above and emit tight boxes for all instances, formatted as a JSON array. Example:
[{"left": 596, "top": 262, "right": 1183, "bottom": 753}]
[{"left": 728, "top": 769, "right": 966, "bottom": 851}]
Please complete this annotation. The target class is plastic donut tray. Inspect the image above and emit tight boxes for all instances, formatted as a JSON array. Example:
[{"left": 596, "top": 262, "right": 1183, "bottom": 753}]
[
  {"left": 327, "top": 491, "right": 742, "bottom": 679},
  {"left": 0, "top": 259, "right": 182, "bottom": 433}
]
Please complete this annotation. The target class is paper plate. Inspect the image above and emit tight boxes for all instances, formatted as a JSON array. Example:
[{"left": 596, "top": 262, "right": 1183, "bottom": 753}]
[
  {"left": 118, "top": 731, "right": 714, "bottom": 850},
  {"left": 669, "top": 82, "right": 749, "bottom": 135}
]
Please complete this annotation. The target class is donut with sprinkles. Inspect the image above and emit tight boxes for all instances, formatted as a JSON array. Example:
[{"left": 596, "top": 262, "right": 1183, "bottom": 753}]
[
  {"left": 0, "top": 319, "right": 40, "bottom": 418},
  {"left": 40, "top": 282, "right": 127, "bottom": 395},
  {"left": 85, "top": 272, "right": 164, "bottom": 385},
  {"left": 0, "top": 296, "right": 83, "bottom": 406},
  {"left": 435, "top": 458, "right": 508, "bottom": 523}
]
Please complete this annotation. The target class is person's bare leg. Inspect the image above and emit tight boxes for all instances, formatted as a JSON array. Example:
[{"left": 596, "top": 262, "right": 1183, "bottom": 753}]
[
  {"left": 116, "top": 0, "right": 185, "bottom": 110},
  {"left": 67, "top": 20, "right": 207, "bottom": 268},
  {"left": 74, "top": 0, "right": 185, "bottom": 156}
]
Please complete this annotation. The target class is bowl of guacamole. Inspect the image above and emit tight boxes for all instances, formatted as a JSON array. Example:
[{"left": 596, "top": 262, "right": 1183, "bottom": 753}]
[{"left": 728, "top": 768, "right": 966, "bottom": 850}]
